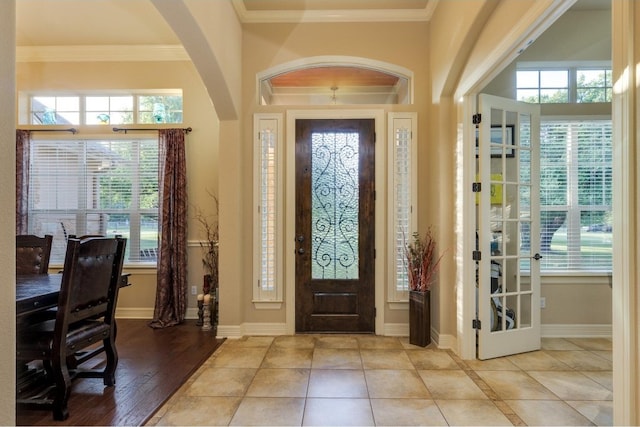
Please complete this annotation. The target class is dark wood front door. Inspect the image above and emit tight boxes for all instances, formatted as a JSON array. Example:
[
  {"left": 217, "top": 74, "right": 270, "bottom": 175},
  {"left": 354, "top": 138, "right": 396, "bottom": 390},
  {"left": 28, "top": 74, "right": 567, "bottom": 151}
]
[{"left": 295, "top": 119, "right": 375, "bottom": 333}]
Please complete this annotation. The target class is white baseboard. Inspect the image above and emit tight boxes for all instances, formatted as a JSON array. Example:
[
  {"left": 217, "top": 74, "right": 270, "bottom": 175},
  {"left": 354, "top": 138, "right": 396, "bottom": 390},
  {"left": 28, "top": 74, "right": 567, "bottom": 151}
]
[
  {"left": 114, "top": 313, "right": 609, "bottom": 342},
  {"left": 115, "top": 307, "right": 201, "bottom": 320},
  {"left": 542, "top": 323, "right": 612, "bottom": 338},
  {"left": 434, "top": 332, "right": 457, "bottom": 350},
  {"left": 115, "top": 307, "right": 154, "bottom": 319},
  {"left": 217, "top": 323, "right": 288, "bottom": 338},
  {"left": 382, "top": 323, "right": 407, "bottom": 336}
]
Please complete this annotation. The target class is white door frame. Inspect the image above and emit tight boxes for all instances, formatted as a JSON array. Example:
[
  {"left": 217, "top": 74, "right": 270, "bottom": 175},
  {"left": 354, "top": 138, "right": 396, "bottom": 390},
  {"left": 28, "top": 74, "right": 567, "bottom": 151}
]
[
  {"left": 284, "top": 109, "right": 386, "bottom": 335},
  {"left": 611, "top": 2, "right": 637, "bottom": 424}
]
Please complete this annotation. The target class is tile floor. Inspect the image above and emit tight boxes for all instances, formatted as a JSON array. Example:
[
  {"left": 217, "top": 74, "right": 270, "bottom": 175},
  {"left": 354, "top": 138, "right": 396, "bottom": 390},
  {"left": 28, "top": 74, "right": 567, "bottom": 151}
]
[{"left": 146, "top": 336, "right": 612, "bottom": 426}]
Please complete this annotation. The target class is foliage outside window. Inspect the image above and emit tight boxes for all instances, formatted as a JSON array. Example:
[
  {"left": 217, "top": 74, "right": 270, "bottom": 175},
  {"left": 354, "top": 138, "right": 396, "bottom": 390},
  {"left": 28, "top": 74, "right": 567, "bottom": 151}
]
[
  {"left": 517, "top": 67, "right": 611, "bottom": 104},
  {"left": 27, "top": 92, "right": 183, "bottom": 125},
  {"left": 517, "top": 70, "right": 569, "bottom": 103},
  {"left": 576, "top": 69, "right": 612, "bottom": 103},
  {"left": 538, "top": 119, "right": 612, "bottom": 272},
  {"left": 27, "top": 138, "right": 159, "bottom": 265}
]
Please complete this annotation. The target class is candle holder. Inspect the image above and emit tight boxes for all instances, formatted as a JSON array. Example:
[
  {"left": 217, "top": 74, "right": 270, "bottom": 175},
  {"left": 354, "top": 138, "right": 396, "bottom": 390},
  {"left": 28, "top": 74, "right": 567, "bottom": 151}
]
[
  {"left": 202, "top": 300, "right": 212, "bottom": 331},
  {"left": 196, "top": 300, "right": 204, "bottom": 326}
]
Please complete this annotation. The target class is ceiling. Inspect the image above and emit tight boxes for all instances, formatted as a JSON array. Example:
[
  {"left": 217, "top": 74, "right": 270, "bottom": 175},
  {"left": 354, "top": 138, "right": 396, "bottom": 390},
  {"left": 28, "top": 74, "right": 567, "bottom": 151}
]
[
  {"left": 15, "top": 0, "right": 608, "bottom": 105},
  {"left": 232, "top": 0, "right": 435, "bottom": 23},
  {"left": 15, "top": 0, "right": 435, "bottom": 47}
]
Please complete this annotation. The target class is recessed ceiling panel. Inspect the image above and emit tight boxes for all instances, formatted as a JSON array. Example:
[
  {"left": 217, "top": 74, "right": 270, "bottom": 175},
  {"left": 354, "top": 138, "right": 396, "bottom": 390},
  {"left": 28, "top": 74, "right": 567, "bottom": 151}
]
[{"left": 243, "top": 0, "right": 430, "bottom": 11}]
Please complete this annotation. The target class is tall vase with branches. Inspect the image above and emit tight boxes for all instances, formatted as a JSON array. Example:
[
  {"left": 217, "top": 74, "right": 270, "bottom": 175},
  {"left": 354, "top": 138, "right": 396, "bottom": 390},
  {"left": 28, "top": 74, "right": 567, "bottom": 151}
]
[
  {"left": 404, "top": 226, "right": 445, "bottom": 346},
  {"left": 195, "top": 193, "right": 219, "bottom": 295},
  {"left": 404, "top": 227, "right": 444, "bottom": 292}
]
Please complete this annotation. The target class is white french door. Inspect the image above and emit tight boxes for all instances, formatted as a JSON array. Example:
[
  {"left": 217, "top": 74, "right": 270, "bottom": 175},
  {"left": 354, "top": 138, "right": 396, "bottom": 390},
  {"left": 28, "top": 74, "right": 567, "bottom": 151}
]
[{"left": 476, "top": 94, "right": 541, "bottom": 360}]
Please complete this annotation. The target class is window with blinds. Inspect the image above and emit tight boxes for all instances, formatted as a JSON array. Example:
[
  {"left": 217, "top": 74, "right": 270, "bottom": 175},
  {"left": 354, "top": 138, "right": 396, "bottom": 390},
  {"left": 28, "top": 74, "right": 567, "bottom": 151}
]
[
  {"left": 253, "top": 114, "right": 283, "bottom": 303},
  {"left": 27, "top": 138, "right": 159, "bottom": 264},
  {"left": 388, "top": 113, "right": 417, "bottom": 301},
  {"left": 539, "top": 119, "right": 612, "bottom": 272}
]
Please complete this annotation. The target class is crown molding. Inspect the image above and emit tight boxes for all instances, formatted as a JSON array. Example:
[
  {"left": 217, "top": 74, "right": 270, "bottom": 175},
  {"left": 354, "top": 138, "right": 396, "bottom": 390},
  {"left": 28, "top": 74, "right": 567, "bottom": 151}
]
[
  {"left": 232, "top": 0, "right": 436, "bottom": 23},
  {"left": 16, "top": 44, "right": 190, "bottom": 63}
]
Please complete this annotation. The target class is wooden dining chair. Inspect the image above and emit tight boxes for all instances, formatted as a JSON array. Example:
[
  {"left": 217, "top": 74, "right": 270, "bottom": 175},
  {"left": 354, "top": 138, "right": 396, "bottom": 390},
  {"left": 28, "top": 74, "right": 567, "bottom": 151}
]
[
  {"left": 16, "top": 234, "right": 53, "bottom": 275},
  {"left": 16, "top": 236, "right": 127, "bottom": 421}
]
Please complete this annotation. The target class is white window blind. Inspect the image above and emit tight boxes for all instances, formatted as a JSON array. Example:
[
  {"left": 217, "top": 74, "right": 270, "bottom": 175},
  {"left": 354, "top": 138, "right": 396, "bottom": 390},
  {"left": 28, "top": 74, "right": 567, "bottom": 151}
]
[
  {"left": 539, "top": 119, "right": 612, "bottom": 272},
  {"left": 27, "top": 138, "right": 159, "bottom": 264},
  {"left": 253, "top": 114, "right": 283, "bottom": 304},
  {"left": 387, "top": 113, "right": 417, "bottom": 301}
]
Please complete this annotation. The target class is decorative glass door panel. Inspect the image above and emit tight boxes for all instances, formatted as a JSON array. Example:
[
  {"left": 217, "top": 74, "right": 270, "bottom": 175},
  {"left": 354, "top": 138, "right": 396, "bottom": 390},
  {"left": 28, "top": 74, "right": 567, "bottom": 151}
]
[
  {"left": 311, "top": 131, "right": 359, "bottom": 280},
  {"left": 295, "top": 119, "right": 375, "bottom": 333}
]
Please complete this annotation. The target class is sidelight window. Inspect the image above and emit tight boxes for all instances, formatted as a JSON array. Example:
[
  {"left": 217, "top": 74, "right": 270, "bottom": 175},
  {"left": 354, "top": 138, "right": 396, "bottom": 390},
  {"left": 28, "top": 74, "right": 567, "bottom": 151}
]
[
  {"left": 253, "top": 114, "right": 283, "bottom": 304},
  {"left": 388, "top": 113, "right": 418, "bottom": 301}
]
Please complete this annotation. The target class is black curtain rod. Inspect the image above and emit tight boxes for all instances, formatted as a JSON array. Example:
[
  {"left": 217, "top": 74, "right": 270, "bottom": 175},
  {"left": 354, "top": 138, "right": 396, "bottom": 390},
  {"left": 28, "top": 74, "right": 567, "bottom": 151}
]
[
  {"left": 112, "top": 127, "right": 192, "bottom": 134},
  {"left": 26, "top": 128, "right": 78, "bottom": 134}
]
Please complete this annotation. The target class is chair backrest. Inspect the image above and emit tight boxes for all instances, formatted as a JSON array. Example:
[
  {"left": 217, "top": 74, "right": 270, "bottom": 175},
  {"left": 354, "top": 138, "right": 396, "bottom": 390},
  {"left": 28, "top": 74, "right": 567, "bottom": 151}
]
[
  {"left": 16, "top": 234, "right": 53, "bottom": 275},
  {"left": 56, "top": 236, "right": 127, "bottom": 330}
]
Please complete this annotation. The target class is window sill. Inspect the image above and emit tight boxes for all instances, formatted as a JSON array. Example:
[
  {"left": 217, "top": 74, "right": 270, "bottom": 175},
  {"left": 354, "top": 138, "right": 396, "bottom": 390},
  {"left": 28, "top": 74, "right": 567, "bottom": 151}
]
[
  {"left": 252, "top": 301, "right": 283, "bottom": 310},
  {"left": 388, "top": 301, "right": 408, "bottom": 310},
  {"left": 540, "top": 273, "right": 612, "bottom": 286}
]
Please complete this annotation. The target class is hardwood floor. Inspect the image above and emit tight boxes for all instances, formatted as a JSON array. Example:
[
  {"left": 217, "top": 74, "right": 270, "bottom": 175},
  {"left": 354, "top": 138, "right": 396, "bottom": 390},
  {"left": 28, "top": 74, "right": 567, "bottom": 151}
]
[{"left": 16, "top": 319, "right": 223, "bottom": 426}]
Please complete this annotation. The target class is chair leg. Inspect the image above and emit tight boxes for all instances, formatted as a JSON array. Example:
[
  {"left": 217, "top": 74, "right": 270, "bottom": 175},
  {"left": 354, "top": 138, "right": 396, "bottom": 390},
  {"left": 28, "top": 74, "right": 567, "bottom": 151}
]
[
  {"left": 102, "top": 335, "right": 118, "bottom": 387},
  {"left": 51, "top": 355, "right": 71, "bottom": 421}
]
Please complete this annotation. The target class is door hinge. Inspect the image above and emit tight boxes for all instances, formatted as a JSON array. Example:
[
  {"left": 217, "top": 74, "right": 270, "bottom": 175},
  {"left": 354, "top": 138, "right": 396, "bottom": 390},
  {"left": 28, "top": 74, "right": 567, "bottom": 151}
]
[
  {"left": 374, "top": 307, "right": 377, "bottom": 317},
  {"left": 472, "top": 182, "right": 482, "bottom": 193},
  {"left": 472, "top": 113, "right": 482, "bottom": 124},
  {"left": 374, "top": 249, "right": 377, "bottom": 259},
  {"left": 473, "top": 319, "right": 481, "bottom": 329},
  {"left": 472, "top": 250, "right": 481, "bottom": 261}
]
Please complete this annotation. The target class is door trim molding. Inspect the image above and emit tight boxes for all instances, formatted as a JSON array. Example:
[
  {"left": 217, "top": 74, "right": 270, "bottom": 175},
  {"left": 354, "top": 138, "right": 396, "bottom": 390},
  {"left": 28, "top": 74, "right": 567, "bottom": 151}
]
[{"left": 285, "top": 109, "right": 385, "bottom": 335}]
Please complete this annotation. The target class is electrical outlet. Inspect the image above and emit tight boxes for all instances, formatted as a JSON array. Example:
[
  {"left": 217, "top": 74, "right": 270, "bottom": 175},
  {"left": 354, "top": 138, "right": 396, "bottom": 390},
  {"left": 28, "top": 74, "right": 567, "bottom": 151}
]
[
  {"left": 540, "top": 297, "right": 546, "bottom": 308},
  {"left": 191, "top": 285, "right": 197, "bottom": 295}
]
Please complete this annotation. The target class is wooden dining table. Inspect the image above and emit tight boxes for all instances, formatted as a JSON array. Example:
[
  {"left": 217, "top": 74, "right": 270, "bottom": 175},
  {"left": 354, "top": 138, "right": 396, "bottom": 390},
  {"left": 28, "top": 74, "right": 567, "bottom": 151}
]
[
  {"left": 16, "top": 274, "right": 62, "bottom": 320},
  {"left": 16, "top": 273, "right": 131, "bottom": 319}
]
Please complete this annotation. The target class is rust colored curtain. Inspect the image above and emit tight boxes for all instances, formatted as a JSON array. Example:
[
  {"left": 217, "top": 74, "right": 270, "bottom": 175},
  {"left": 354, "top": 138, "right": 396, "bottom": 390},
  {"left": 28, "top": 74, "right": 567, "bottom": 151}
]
[
  {"left": 16, "top": 129, "right": 30, "bottom": 234},
  {"left": 150, "top": 129, "right": 188, "bottom": 328}
]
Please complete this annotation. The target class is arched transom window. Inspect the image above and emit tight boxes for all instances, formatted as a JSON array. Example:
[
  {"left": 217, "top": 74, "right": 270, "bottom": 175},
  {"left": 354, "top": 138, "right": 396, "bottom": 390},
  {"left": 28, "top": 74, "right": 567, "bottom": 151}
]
[{"left": 258, "top": 56, "right": 413, "bottom": 106}]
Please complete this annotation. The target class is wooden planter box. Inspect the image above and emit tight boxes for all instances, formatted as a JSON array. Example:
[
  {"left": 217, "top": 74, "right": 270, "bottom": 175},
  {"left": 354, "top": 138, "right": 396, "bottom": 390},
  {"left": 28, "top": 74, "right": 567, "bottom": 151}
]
[{"left": 409, "top": 290, "right": 431, "bottom": 347}]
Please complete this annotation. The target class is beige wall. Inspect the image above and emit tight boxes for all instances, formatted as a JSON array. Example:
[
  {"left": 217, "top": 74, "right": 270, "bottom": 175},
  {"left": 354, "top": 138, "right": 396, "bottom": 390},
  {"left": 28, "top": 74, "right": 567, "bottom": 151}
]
[
  {"left": 16, "top": 60, "right": 221, "bottom": 316},
  {"left": 1, "top": 2, "right": 16, "bottom": 424}
]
